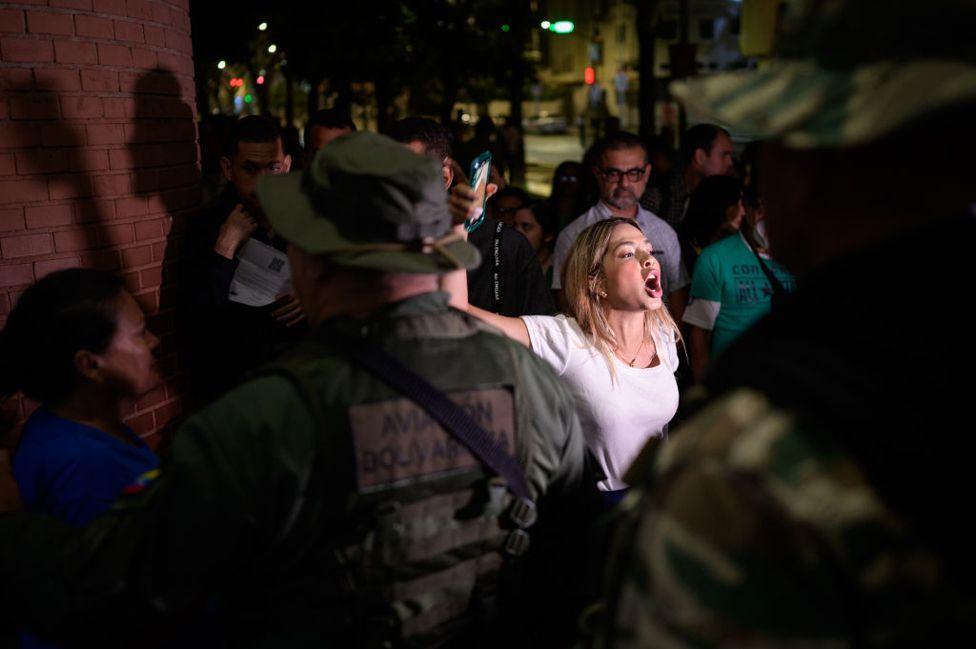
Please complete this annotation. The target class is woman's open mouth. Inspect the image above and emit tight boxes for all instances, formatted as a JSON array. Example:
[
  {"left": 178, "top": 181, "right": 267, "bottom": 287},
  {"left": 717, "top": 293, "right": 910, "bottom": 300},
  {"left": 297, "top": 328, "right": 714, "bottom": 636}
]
[{"left": 644, "top": 272, "right": 663, "bottom": 299}]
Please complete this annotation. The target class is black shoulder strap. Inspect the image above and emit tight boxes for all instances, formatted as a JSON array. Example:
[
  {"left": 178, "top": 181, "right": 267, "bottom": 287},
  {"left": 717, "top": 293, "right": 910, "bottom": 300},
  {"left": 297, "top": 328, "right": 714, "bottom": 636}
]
[
  {"left": 347, "top": 343, "right": 533, "bottom": 504},
  {"left": 745, "top": 236, "right": 788, "bottom": 300}
]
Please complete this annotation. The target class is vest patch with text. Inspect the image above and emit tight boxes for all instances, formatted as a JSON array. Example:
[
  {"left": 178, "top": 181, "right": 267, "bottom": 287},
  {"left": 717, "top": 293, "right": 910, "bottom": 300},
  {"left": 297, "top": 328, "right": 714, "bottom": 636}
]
[{"left": 348, "top": 387, "right": 517, "bottom": 492}]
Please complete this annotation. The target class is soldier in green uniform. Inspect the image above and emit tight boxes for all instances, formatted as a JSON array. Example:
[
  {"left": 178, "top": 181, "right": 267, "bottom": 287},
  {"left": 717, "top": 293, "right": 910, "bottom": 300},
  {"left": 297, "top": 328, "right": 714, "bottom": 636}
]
[
  {"left": 605, "top": 1, "right": 976, "bottom": 647},
  {"left": 0, "top": 132, "right": 588, "bottom": 648}
]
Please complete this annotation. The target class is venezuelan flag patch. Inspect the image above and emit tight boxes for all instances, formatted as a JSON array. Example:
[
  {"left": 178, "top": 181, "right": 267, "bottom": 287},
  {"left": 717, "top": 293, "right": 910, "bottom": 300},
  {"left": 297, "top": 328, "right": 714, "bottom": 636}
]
[{"left": 121, "top": 468, "right": 161, "bottom": 495}]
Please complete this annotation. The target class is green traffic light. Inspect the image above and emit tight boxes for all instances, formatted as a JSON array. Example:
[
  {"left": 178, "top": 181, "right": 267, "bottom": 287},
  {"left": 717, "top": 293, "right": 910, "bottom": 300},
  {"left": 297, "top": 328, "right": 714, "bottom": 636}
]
[
  {"left": 244, "top": 94, "right": 253, "bottom": 103},
  {"left": 501, "top": 24, "right": 510, "bottom": 32},
  {"left": 550, "top": 20, "right": 574, "bottom": 34}
]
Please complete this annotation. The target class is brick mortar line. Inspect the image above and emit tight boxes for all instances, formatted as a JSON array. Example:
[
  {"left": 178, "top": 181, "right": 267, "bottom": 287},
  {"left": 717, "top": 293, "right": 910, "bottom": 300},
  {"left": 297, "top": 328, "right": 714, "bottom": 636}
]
[
  {"left": 1, "top": 36, "right": 193, "bottom": 51},
  {"left": 0, "top": 188, "right": 200, "bottom": 201},
  {"left": 0, "top": 7, "right": 190, "bottom": 32},
  {"left": 8, "top": 65, "right": 193, "bottom": 72}
]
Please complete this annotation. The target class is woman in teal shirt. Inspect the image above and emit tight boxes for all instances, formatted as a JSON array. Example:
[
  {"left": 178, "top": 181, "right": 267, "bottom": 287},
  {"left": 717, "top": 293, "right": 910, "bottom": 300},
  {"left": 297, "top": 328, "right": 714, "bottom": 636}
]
[{"left": 682, "top": 194, "right": 795, "bottom": 382}]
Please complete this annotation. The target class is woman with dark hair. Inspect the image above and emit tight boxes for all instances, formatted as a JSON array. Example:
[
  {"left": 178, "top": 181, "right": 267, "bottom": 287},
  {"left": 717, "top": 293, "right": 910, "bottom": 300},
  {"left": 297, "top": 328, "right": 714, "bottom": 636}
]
[
  {"left": 549, "top": 160, "right": 587, "bottom": 231},
  {"left": 512, "top": 200, "right": 559, "bottom": 285},
  {"left": 677, "top": 174, "right": 744, "bottom": 274},
  {"left": 0, "top": 269, "right": 159, "bottom": 525},
  {"left": 3, "top": 268, "right": 161, "bottom": 524},
  {"left": 1, "top": 269, "right": 161, "bottom": 647},
  {"left": 681, "top": 175, "right": 795, "bottom": 383}
]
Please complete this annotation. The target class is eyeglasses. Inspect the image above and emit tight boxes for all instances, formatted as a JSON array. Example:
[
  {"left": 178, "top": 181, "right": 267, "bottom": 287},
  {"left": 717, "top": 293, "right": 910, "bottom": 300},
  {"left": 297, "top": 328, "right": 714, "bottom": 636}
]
[
  {"left": 599, "top": 166, "right": 646, "bottom": 182},
  {"left": 557, "top": 174, "right": 578, "bottom": 182}
]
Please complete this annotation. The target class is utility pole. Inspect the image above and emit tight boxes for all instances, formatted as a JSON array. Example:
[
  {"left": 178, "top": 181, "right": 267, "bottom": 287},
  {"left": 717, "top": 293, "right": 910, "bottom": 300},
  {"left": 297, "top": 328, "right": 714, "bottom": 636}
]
[{"left": 634, "top": 0, "right": 660, "bottom": 139}]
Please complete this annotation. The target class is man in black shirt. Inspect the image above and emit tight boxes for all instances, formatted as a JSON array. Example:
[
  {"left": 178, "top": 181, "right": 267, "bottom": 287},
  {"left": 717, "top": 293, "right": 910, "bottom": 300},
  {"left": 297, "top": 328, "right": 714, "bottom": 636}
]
[
  {"left": 178, "top": 115, "right": 303, "bottom": 409},
  {"left": 388, "top": 117, "right": 555, "bottom": 317}
]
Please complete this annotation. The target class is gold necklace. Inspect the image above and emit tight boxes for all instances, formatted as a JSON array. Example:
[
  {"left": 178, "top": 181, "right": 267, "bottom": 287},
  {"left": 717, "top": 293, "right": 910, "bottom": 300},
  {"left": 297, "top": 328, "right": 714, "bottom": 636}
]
[{"left": 618, "top": 338, "right": 646, "bottom": 367}]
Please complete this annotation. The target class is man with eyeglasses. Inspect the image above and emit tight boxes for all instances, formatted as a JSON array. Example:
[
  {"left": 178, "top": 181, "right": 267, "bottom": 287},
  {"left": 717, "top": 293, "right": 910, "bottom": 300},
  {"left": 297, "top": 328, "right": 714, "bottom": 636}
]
[{"left": 551, "top": 132, "right": 689, "bottom": 322}]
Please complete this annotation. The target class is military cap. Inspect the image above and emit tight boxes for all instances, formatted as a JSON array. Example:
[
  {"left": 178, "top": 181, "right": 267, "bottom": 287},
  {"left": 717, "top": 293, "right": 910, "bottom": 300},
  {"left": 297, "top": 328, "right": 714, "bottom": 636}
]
[
  {"left": 672, "top": 0, "right": 976, "bottom": 149},
  {"left": 257, "top": 131, "right": 480, "bottom": 273}
]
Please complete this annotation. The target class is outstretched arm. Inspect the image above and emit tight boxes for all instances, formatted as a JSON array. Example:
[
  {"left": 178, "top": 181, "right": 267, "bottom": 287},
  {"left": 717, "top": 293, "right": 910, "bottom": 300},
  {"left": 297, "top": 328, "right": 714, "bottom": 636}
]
[{"left": 440, "top": 184, "right": 531, "bottom": 348}]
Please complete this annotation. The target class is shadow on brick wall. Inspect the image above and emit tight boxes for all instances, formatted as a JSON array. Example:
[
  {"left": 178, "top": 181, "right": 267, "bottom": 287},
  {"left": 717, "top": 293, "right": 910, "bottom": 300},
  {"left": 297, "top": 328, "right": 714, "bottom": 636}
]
[
  {"left": 2, "top": 69, "right": 200, "bottom": 444},
  {"left": 127, "top": 68, "right": 200, "bottom": 441},
  {"left": 4, "top": 80, "right": 112, "bottom": 259}
]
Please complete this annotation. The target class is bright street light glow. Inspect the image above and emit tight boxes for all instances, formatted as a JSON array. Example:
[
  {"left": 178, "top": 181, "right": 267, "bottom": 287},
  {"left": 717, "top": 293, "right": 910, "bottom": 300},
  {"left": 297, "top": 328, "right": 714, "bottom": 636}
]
[
  {"left": 267, "top": 44, "right": 277, "bottom": 54},
  {"left": 540, "top": 20, "right": 551, "bottom": 29},
  {"left": 258, "top": 22, "right": 268, "bottom": 31},
  {"left": 551, "top": 20, "right": 575, "bottom": 34},
  {"left": 217, "top": 60, "right": 226, "bottom": 70}
]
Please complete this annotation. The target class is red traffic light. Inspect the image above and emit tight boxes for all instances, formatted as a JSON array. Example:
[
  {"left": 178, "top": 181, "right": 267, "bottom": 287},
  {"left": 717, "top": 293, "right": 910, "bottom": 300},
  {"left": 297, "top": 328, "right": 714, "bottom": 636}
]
[
  {"left": 584, "top": 67, "right": 595, "bottom": 85},
  {"left": 256, "top": 75, "right": 265, "bottom": 85},
  {"left": 230, "top": 77, "right": 243, "bottom": 88}
]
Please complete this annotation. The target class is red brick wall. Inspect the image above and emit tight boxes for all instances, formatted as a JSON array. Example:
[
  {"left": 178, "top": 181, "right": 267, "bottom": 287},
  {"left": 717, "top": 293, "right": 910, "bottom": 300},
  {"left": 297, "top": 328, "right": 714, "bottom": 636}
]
[{"left": 0, "top": 0, "right": 198, "bottom": 443}]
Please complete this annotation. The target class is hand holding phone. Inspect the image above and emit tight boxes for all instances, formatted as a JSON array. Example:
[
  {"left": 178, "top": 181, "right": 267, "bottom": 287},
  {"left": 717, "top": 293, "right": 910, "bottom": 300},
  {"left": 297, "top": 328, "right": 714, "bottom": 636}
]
[{"left": 465, "top": 151, "right": 492, "bottom": 233}]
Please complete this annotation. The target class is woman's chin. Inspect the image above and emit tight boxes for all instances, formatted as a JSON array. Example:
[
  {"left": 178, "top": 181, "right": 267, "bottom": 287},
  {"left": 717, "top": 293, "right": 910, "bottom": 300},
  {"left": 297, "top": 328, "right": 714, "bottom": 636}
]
[{"left": 641, "top": 295, "right": 663, "bottom": 311}]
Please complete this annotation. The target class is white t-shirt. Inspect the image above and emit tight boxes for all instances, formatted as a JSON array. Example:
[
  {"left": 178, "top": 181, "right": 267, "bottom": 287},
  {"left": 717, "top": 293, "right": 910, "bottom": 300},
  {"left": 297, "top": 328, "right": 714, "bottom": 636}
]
[{"left": 521, "top": 314, "right": 679, "bottom": 491}]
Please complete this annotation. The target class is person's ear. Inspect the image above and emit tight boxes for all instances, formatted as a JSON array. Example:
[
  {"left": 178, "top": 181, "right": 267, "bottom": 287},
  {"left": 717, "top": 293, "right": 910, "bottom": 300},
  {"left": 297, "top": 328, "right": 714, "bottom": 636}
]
[
  {"left": 442, "top": 163, "right": 454, "bottom": 190},
  {"left": 592, "top": 165, "right": 601, "bottom": 181},
  {"left": 587, "top": 273, "right": 602, "bottom": 296},
  {"left": 282, "top": 155, "right": 292, "bottom": 173},
  {"left": 643, "top": 162, "right": 651, "bottom": 177},
  {"left": 693, "top": 148, "right": 707, "bottom": 169},
  {"left": 73, "top": 350, "right": 102, "bottom": 384},
  {"left": 220, "top": 156, "right": 233, "bottom": 182}
]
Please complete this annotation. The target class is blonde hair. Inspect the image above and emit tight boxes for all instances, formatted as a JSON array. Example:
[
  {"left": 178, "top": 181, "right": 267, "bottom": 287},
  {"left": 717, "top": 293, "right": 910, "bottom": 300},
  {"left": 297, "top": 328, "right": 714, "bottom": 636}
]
[{"left": 562, "top": 217, "right": 681, "bottom": 378}]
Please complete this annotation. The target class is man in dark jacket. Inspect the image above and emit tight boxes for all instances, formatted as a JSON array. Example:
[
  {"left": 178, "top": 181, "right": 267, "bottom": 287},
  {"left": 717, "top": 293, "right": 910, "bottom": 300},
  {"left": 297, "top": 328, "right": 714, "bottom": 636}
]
[
  {"left": 178, "top": 115, "right": 302, "bottom": 409},
  {"left": 388, "top": 117, "right": 556, "bottom": 317}
]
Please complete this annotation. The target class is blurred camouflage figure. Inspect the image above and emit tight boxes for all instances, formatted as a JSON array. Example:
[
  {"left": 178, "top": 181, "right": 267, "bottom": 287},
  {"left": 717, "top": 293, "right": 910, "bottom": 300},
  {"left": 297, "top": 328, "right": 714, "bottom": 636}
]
[{"left": 604, "top": 1, "right": 976, "bottom": 647}]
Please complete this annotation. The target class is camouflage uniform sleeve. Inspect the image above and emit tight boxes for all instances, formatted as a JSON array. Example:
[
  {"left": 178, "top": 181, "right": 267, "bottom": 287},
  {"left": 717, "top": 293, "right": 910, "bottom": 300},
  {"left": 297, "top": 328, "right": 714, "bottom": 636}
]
[
  {"left": 0, "top": 375, "right": 316, "bottom": 644},
  {"left": 609, "top": 389, "right": 939, "bottom": 649}
]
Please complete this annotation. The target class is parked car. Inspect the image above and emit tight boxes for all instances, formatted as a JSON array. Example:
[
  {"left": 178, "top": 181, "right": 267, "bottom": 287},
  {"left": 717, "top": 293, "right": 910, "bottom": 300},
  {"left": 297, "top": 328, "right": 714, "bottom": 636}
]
[{"left": 523, "top": 114, "right": 569, "bottom": 134}]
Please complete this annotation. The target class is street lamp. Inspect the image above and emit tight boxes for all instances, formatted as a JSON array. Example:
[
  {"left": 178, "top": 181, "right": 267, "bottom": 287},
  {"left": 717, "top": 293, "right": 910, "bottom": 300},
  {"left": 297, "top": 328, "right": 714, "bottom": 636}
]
[
  {"left": 267, "top": 44, "right": 277, "bottom": 54},
  {"left": 540, "top": 20, "right": 551, "bottom": 30},
  {"left": 217, "top": 60, "right": 226, "bottom": 70},
  {"left": 258, "top": 22, "right": 268, "bottom": 31}
]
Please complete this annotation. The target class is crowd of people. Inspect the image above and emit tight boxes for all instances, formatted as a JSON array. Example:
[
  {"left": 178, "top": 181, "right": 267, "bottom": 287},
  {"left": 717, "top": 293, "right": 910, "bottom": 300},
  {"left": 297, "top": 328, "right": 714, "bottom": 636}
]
[
  {"left": 0, "top": 104, "right": 792, "bottom": 647},
  {"left": 0, "top": 0, "right": 973, "bottom": 647}
]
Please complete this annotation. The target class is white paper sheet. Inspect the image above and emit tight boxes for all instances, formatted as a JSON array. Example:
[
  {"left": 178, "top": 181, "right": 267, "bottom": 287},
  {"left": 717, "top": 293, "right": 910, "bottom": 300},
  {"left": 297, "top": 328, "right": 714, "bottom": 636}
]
[{"left": 227, "top": 238, "right": 292, "bottom": 307}]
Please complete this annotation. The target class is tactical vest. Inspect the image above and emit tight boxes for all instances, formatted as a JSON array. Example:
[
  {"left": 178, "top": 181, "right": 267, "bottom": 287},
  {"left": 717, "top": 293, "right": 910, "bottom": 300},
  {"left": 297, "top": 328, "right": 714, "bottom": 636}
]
[{"left": 258, "top": 329, "right": 538, "bottom": 649}]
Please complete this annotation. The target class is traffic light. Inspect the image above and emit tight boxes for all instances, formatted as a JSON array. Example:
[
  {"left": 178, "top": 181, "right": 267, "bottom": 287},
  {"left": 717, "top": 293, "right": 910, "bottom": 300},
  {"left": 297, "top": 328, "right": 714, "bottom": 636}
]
[
  {"left": 540, "top": 19, "right": 574, "bottom": 34},
  {"left": 585, "top": 67, "right": 595, "bottom": 85}
]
